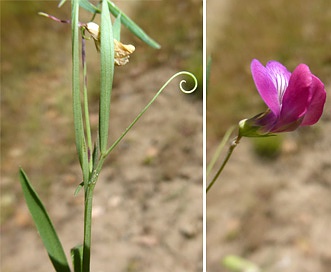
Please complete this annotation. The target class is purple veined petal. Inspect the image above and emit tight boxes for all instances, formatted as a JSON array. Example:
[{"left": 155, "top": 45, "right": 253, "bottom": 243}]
[
  {"left": 251, "top": 59, "right": 281, "bottom": 116},
  {"left": 270, "top": 117, "right": 304, "bottom": 133},
  {"left": 301, "top": 75, "right": 327, "bottom": 126},
  {"left": 265, "top": 61, "right": 291, "bottom": 102},
  {"left": 255, "top": 110, "right": 278, "bottom": 133},
  {"left": 276, "top": 64, "right": 312, "bottom": 128}
]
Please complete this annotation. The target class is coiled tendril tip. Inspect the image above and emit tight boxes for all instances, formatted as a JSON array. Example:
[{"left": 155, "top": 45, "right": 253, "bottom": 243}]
[{"left": 176, "top": 71, "right": 198, "bottom": 94}]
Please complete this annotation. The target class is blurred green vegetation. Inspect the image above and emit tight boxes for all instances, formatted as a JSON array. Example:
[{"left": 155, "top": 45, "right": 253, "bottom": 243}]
[
  {"left": 207, "top": 0, "right": 331, "bottom": 146},
  {"left": 1, "top": 1, "right": 202, "bottom": 223},
  {"left": 251, "top": 136, "right": 283, "bottom": 159}
]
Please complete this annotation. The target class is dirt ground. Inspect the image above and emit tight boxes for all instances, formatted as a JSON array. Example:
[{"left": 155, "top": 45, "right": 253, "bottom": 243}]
[
  {"left": 207, "top": 0, "right": 331, "bottom": 271},
  {"left": 1, "top": 1, "right": 202, "bottom": 272},
  {"left": 207, "top": 100, "right": 331, "bottom": 272}
]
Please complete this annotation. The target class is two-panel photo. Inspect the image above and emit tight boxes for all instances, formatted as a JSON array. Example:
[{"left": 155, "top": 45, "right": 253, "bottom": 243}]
[{"left": 0, "top": 1, "right": 330, "bottom": 271}]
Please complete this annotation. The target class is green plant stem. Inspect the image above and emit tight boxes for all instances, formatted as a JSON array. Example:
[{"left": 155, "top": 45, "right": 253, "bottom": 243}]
[
  {"left": 82, "top": 183, "right": 94, "bottom": 272},
  {"left": 206, "top": 135, "right": 242, "bottom": 193},
  {"left": 82, "top": 154, "right": 106, "bottom": 272},
  {"left": 207, "top": 126, "right": 235, "bottom": 177}
]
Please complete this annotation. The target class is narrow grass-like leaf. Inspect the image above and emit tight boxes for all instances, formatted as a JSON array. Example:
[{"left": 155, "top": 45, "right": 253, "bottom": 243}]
[
  {"left": 113, "top": 13, "right": 121, "bottom": 41},
  {"left": 79, "top": 0, "right": 100, "bottom": 14},
  {"left": 74, "top": 181, "right": 84, "bottom": 196},
  {"left": 99, "top": 0, "right": 114, "bottom": 154},
  {"left": 79, "top": 0, "right": 161, "bottom": 49},
  {"left": 72, "top": 0, "right": 89, "bottom": 184},
  {"left": 81, "top": 138, "right": 90, "bottom": 189},
  {"left": 58, "top": 0, "right": 67, "bottom": 8},
  {"left": 71, "top": 245, "right": 83, "bottom": 272},
  {"left": 107, "top": 0, "right": 160, "bottom": 49},
  {"left": 19, "top": 168, "right": 70, "bottom": 272},
  {"left": 82, "top": 38, "right": 93, "bottom": 173},
  {"left": 77, "top": 0, "right": 160, "bottom": 48},
  {"left": 92, "top": 139, "right": 100, "bottom": 170},
  {"left": 71, "top": 0, "right": 83, "bottom": 160}
]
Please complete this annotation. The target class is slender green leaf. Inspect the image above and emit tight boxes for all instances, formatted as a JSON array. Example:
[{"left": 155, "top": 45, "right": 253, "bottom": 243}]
[
  {"left": 71, "top": 245, "right": 83, "bottom": 272},
  {"left": 74, "top": 181, "right": 84, "bottom": 196},
  {"left": 77, "top": 0, "right": 160, "bottom": 49},
  {"left": 72, "top": 0, "right": 89, "bottom": 184},
  {"left": 92, "top": 139, "right": 100, "bottom": 170},
  {"left": 81, "top": 138, "right": 90, "bottom": 189},
  {"left": 82, "top": 38, "right": 93, "bottom": 173},
  {"left": 58, "top": 0, "right": 67, "bottom": 8},
  {"left": 79, "top": 0, "right": 100, "bottom": 14},
  {"left": 107, "top": 0, "right": 160, "bottom": 49},
  {"left": 71, "top": 0, "right": 83, "bottom": 159},
  {"left": 99, "top": 0, "right": 114, "bottom": 154},
  {"left": 19, "top": 168, "right": 70, "bottom": 272},
  {"left": 113, "top": 13, "right": 121, "bottom": 41}
]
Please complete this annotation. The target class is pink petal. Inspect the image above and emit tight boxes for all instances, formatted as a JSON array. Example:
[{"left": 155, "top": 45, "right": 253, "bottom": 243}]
[
  {"left": 277, "top": 64, "right": 312, "bottom": 128},
  {"left": 251, "top": 59, "right": 280, "bottom": 116},
  {"left": 265, "top": 61, "right": 291, "bottom": 101},
  {"left": 255, "top": 110, "right": 278, "bottom": 133},
  {"left": 301, "top": 75, "right": 326, "bottom": 126}
]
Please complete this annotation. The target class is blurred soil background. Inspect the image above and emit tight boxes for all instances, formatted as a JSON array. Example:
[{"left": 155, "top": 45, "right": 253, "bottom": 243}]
[
  {"left": 207, "top": 0, "right": 331, "bottom": 272},
  {"left": 1, "top": 1, "right": 202, "bottom": 271}
]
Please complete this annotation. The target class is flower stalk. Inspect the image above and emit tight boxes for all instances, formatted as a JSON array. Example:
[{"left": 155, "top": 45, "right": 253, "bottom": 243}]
[{"left": 206, "top": 135, "right": 241, "bottom": 193}]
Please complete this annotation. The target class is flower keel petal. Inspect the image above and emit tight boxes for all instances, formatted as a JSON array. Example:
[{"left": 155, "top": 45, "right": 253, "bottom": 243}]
[
  {"left": 301, "top": 75, "right": 326, "bottom": 126},
  {"left": 276, "top": 64, "right": 311, "bottom": 129}
]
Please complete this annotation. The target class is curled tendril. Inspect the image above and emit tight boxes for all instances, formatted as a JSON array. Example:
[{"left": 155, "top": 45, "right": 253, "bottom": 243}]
[
  {"left": 104, "top": 71, "right": 198, "bottom": 156},
  {"left": 171, "top": 71, "right": 198, "bottom": 94}
]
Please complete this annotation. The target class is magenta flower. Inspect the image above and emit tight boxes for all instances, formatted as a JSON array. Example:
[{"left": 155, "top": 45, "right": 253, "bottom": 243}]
[{"left": 239, "top": 59, "right": 326, "bottom": 136}]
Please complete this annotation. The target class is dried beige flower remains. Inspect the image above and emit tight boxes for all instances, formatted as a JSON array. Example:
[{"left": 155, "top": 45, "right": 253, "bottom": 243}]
[
  {"left": 85, "top": 22, "right": 135, "bottom": 66},
  {"left": 114, "top": 39, "right": 135, "bottom": 66}
]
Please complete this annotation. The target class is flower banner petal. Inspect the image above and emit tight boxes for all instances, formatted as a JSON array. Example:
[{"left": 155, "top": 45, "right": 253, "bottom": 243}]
[
  {"left": 265, "top": 61, "right": 291, "bottom": 101},
  {"left": 251, "top": 59, "right": 280, "bottom": 116}
]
